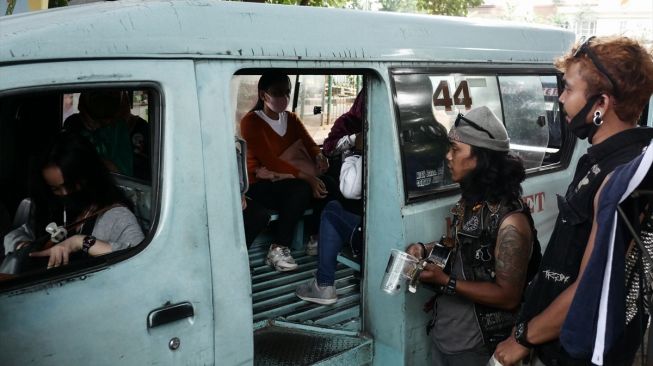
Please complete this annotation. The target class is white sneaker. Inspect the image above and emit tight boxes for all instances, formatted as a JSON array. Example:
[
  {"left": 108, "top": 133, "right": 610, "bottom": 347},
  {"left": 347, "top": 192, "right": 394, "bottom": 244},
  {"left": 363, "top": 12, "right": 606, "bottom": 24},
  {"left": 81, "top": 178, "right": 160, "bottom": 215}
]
[
  {"left": 266, "top": 245, "right": 298, "bottom": 272},
  {"left": 305, "top": 236, "right": 318, "bottom": 256}
]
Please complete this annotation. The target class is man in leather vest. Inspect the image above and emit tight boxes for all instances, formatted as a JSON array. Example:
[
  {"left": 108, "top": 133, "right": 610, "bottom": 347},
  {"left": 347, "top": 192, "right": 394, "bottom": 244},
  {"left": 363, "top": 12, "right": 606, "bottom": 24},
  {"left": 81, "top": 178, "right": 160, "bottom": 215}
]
[
  {"left": 407, "top": 105, "right": 539, "bottom": 366},
  {"left": 494, "top": 36, "right": 653, "bottom": 366}
]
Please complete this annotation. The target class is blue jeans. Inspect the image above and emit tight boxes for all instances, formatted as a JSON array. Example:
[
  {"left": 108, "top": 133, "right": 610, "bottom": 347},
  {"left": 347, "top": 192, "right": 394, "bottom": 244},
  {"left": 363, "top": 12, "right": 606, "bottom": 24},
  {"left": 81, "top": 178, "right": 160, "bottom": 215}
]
[{"left": 316, "top": 200, "right": 361, "bottom": 286}]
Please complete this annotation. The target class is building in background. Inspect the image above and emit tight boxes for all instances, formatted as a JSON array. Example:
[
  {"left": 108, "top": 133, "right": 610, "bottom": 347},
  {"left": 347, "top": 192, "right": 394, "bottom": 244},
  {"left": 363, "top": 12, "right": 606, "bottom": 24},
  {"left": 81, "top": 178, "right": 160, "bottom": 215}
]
[{"left": 470, "top": 0, "right": 652, "bottom": 46}]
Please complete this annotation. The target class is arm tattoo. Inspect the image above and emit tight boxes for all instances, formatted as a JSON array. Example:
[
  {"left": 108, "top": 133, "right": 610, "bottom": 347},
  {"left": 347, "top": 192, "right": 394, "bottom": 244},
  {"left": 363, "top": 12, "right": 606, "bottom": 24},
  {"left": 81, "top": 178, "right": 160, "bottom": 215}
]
[{"left": 495, "top": 223, "right": 531, "bottom": 287}]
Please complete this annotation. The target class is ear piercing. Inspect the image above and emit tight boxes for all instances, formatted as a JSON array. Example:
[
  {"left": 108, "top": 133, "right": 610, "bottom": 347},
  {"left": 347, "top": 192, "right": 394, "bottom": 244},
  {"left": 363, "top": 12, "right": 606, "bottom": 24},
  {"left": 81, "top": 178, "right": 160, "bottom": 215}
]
[{"left": 593, "top": 110, "right": 603, "bottom": 126}]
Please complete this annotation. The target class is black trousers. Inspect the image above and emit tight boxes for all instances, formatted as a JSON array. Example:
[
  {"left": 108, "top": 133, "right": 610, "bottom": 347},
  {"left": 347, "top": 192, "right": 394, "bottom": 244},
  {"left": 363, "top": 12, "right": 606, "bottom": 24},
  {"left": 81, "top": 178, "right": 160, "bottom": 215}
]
[
  {"left": 247, "top": 176, "right": 340, "bottom": 248},
  {"left": 247, "top": 179, "right": 313, "bottom": 247},
  {"left": 242, "top": 197, "right": 270, "bottom": 248}
]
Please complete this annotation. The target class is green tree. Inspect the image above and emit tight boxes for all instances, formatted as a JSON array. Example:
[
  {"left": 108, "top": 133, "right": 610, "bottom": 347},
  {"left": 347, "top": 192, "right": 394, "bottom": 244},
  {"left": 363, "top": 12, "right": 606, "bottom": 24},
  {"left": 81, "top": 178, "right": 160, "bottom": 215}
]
[
  {"left": 249, "top": 0, "right": 483, "bottom": 16},
  {"left": 379, "top": 0, "right": 417, "bottom": 13},
  {"left": 49, "top": 0, "right": 69, "bottom": 7},
  {"left": 268, "top": 0, "right": 349, "bottom": 7},
  {"left": 414, "top": 0, "right": 483, "bottom": 16}
]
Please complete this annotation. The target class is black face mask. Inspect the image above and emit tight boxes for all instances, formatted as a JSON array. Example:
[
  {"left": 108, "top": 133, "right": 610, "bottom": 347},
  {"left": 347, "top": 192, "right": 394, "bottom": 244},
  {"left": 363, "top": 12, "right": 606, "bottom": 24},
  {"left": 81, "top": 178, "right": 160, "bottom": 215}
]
[{"left": 567, "top": 94, "right": 601, "bottom": 142}]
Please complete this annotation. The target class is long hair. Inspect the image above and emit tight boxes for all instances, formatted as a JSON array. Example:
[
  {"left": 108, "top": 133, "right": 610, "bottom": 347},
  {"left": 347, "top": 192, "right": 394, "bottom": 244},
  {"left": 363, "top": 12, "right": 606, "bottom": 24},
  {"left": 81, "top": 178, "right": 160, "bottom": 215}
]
[
  {"left": 460, "top": 146, "right": 525, "bottom": 204},
  {"left": 250, "top": 71, "right": 291, "bottom": 112},
  {"left": 30, "top": 131, "right": 130, "bottom": 232}
]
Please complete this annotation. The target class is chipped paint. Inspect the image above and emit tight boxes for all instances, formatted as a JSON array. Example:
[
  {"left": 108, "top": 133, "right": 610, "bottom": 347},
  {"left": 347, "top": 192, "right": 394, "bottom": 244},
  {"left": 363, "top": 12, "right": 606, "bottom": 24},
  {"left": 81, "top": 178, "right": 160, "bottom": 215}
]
[{"left": 4, "top": 272, "right": 95, "bottom": 298}]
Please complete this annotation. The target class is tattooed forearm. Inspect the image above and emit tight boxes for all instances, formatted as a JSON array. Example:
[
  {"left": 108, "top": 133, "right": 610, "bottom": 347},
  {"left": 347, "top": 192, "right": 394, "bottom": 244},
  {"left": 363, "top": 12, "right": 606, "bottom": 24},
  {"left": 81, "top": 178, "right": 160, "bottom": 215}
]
[{"left": 495, "top": 223, "right": 531, "bottom": 287}]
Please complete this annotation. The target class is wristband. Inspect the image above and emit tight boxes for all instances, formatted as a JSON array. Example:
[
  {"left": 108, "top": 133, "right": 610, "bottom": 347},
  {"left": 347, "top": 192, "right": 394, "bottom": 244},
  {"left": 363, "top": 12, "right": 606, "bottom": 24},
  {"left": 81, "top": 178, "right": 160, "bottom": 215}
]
[
  {"left": 514, "top": 321, "right": 535, "bottom": 348},
  {"left": 443, "top": 275, "right": 457, "bottom": 295},
  {"left": 82, "top": 235, "right": 97, "bottom": 254}
]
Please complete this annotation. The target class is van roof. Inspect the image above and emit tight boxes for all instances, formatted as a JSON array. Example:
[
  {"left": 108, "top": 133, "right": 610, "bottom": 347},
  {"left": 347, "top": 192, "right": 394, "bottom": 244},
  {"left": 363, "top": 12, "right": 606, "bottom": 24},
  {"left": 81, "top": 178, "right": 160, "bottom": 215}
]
[{"left": 0, "top": 0, "right": 574, "bottom": 65}]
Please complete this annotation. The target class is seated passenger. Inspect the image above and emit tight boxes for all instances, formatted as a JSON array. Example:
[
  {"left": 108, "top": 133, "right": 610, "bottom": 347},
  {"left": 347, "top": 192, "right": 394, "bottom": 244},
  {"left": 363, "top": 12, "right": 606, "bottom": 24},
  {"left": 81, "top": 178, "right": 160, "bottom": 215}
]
[
  {"left": 242, "top": 195, "right": 271, "bottom": 249},
  {"left": 64, "top": 90, "right": 150, "bottom": 180},
  {"left": 322, "top": 88, "right": 365, "bottom": 159},
  {"left": 295, "top": 138, "right": 363, "bottom": 305},
  {"left": 3, "top": 132, "right": 144, "bottom": 269},
  {"left": 240, "top": 71, "right": 337, "bottom": 272}
]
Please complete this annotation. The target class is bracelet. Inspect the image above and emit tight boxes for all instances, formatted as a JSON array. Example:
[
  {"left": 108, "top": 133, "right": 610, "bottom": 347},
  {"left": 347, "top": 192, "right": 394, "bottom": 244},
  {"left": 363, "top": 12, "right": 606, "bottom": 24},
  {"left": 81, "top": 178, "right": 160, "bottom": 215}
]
[
  {"left": 82, "top": 235, "right": 97, "bottom": 254},
  {"left": 444, "top": 275, "right": 457, "bottom": 295}
]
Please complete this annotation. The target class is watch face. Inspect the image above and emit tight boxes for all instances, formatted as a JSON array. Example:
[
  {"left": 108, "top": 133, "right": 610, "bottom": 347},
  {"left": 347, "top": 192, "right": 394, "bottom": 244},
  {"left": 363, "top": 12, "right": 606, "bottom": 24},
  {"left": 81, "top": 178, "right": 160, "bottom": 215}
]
[
  {"left": 514, "top": 322, "right": 533, "bottom": 349},
  {"left": 515, "top": 322, "right": 525, "bottom": 340}
]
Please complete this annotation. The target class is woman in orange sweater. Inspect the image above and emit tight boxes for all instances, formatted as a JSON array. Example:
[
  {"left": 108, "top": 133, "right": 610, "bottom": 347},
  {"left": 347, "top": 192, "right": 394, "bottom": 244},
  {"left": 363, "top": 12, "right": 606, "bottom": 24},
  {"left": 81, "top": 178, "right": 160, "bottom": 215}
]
[{"left": 241, "top": 71, "right": 334, "bottom": 272}]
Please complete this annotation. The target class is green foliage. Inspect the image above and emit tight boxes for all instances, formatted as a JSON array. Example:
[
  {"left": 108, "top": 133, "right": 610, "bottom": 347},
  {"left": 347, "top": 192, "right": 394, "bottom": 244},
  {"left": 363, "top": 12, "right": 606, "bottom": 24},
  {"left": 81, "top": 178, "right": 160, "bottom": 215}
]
[
  {"left": 379, "top": 0, "right": 417, "bottom": 13},
  {"left": 48, "top": 0, "right": 69, "bottom": 8},
  {"left": 267, "top": 0, "right": 349, "bottom": 8},
  {"left": 6, "top": 0, "right": 16, "bottom": 15},
  {"left": 414, "top": 0, "right": 483, "bottom": 16},
  {"left": 261, "top": 0, "right": 483, "bottom": 15}
]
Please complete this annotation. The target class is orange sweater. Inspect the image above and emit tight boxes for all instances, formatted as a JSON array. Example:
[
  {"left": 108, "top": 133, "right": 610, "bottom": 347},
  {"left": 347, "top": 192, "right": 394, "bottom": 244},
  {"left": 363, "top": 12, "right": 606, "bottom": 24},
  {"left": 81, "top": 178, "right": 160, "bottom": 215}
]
[{"left": 241, "top": 111, "right": 321, "bottom": 183}]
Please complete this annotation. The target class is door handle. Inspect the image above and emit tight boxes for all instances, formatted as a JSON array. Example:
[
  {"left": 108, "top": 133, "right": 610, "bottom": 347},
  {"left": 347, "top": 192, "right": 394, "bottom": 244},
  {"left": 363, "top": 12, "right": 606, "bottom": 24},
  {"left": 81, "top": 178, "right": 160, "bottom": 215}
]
[{"left": 147, "top": 301, "right": 194, "bottom": 329}]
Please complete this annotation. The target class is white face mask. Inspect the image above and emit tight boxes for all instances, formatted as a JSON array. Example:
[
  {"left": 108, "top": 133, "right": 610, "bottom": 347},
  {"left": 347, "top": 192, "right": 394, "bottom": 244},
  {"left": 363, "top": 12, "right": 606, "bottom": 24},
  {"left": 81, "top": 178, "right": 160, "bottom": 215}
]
[{"left": 264, "top": 92, "right": 289, "bottom": 114}]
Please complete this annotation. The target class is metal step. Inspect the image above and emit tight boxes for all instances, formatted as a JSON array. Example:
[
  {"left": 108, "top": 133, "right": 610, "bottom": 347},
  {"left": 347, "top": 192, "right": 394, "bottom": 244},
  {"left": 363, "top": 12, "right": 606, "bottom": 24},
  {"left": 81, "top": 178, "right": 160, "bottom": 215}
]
[
  {"left": 253, "top": 326, "right": 372, "bottom": 366},
  {"left": 249, "top": 242, "right": 361, "bottom": 332}
]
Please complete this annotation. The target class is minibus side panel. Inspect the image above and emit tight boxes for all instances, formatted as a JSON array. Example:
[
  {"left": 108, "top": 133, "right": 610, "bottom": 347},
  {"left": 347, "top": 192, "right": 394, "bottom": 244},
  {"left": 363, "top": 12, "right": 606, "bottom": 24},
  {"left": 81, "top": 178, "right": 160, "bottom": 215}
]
[
  {"left": 195, "top": 60, "right": 254, "bottom": 366},
  {"left": 364, "top": 72, "right": 409, "bottom": 366},
  {"left": 0, "top": 60, "right": 215, "bottom": 365}
]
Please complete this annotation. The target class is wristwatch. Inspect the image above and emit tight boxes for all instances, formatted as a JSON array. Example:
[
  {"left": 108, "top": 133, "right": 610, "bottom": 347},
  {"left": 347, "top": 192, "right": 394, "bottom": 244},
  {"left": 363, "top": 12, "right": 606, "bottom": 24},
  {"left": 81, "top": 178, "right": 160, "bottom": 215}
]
[
  {"left": 443, "top": 275, "right": 457, "bottom": 295},
  {"left": 514, "top": 321, "right": 535, "bottom": 348},
  {"left": 82, "top": 235, "right": 97, "bottom": 254}
]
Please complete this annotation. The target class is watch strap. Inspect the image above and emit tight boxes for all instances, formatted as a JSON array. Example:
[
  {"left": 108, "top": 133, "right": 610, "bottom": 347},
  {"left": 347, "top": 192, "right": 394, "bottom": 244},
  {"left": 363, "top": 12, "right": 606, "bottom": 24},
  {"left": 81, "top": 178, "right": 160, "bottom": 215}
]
[
  {"left": 82, "top": 235, "right": 97, "bottom": 254},
  {"left": 443, "top": 275, "right": 457, "bottom": 295},
  {"left": 514, "top": 321, "right": 535, "bottom": 348}
]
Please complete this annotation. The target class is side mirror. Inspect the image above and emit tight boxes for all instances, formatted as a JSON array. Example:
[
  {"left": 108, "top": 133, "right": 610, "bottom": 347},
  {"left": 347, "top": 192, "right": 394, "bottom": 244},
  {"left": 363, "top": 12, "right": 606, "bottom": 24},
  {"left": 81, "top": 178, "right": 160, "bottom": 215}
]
[
  {"left": 235, "top": 137, "right": 248, "bottom": 194},
  {"left": 313, "top": 106, "right": 322, "bottom": 115}
]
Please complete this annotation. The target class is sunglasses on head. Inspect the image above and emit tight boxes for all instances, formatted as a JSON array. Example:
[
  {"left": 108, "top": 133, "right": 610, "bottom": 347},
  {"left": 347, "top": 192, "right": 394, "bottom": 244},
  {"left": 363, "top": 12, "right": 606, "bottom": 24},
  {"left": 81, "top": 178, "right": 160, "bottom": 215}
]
[
  {"left": 454, "top": 114, "right": 495, "bottom": 139},
  {"left": 573, "top": 36, "right": 620, "bottom": 98}
]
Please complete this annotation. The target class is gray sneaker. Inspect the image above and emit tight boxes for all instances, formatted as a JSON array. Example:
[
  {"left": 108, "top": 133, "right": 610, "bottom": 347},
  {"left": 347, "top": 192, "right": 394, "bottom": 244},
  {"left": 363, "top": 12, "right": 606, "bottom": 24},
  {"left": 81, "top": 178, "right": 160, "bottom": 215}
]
[{"left": 295, "top": 278, "right": 337, "bottom": 305}]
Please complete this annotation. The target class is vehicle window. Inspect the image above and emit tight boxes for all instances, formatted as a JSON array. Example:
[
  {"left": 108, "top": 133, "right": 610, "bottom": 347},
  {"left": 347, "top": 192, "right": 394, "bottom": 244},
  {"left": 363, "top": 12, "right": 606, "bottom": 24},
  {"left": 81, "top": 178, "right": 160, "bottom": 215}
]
[
  {"left": 498, "top": 75, "right": 562, "bottom": 169},
  {"left": 0, "top": 87, "right": 156, "bottom": 286},
  {"left": 391, "top": 70, "right": 566, "bottom": 202}
]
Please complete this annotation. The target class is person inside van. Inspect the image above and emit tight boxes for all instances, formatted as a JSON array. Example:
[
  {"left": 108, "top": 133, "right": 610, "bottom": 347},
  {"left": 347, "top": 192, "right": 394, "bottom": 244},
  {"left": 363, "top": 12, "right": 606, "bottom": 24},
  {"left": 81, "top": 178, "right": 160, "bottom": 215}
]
[
  {"left": 3, "top": 132, "right": 144, "bottom": 269},
  {"left": 64, "top": 90, "right": 150, "bottom": 180},
  {"left": 240, "top": 71, "right": 337, "bottom": 272},
  {"left": 406, "top": 106, "right": 539, "bottom": 366},
  {"left": 494, "top": 36, "right": 653, "bottom": 366},
  {"left": 295, "top": 136, "right": 363, "bottom": 305},
  {"left": 322, "top": 87, "right": 365, "bottom": 159},
  {"left": 242, "top": 195, "right": 270, "bottom": 249}
]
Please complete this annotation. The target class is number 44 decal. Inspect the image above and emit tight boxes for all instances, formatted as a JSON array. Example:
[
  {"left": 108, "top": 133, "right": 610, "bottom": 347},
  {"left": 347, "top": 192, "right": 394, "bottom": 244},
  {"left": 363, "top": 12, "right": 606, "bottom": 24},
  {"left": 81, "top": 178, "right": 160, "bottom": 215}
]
[{"left": 432, "top": 80, "right": 472, "bottom": 111}]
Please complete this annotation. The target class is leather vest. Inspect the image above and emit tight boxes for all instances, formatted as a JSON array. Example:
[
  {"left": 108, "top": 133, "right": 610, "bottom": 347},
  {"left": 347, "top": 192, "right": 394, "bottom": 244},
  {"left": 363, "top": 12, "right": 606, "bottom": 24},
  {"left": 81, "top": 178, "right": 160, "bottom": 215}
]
[{"left": 451, "top": 198, "right": 540, "bottom": 353}]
